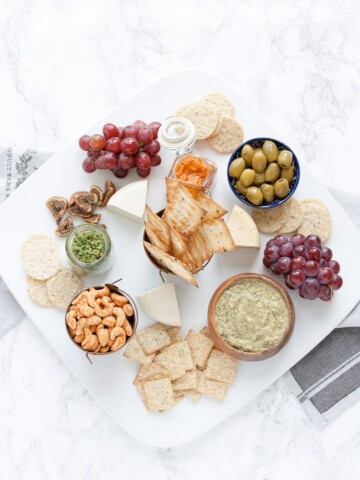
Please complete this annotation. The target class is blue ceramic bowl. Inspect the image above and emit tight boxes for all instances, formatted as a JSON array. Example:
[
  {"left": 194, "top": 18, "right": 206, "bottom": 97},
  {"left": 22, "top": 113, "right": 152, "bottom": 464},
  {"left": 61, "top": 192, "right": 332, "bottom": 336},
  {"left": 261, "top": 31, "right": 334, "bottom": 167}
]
[{"left": 227, "top": 137, "right": 300, "bottom": 209}]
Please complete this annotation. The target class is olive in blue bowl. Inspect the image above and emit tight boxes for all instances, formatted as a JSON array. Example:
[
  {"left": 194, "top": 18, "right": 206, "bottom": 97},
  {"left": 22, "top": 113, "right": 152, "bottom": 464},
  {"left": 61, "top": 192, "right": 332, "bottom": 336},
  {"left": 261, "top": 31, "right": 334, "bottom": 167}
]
[{"left": 227, "top": 137, "right": 300, "bottom": 208}]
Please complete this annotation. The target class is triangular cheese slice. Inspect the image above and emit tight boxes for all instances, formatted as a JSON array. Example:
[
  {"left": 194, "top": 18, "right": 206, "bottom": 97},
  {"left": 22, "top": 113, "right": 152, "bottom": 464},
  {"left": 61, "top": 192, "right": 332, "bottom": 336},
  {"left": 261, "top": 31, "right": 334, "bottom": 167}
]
[
  {"left": 227, "top": 205, "right": 260, "bottom": 248},
  {"left": 136, "top": 282, "right": 182, "bottom": 326},
  {"left": 107, "top": 180, "right": 148, "bottom": 223}
]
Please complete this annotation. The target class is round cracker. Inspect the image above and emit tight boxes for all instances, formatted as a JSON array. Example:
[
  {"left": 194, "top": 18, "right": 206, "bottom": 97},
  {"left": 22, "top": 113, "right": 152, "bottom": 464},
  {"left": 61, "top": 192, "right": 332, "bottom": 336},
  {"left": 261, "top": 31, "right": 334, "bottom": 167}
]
[
  {"left": 210, "top": 115, "right": 224, "bottom": 137},
  {"left": 27, "top": 276, "right": 53, "bottom": 307},
  {"left": 175, "top": 102, "right": 219, "bottom": 140},
  {"left": 297, "top": 200, "right": 332, "bottom": 242},
  {"left": 202, "top": 92, "right": 235, "bottom": 117},
  {"left": 252, "top": 203, "right": 289, "bottom": 233},
  {"left": 207, "top": 116, "right": 244, "bottom": 153},
  {"left": 278, "top": 198, "right": 303, "bottom": 234},
  {"left": 21, "top": 234, "right": 62, "bottom": 281},
  {"left": 46, "top": 269, "right": 83, "bottom": 310}
]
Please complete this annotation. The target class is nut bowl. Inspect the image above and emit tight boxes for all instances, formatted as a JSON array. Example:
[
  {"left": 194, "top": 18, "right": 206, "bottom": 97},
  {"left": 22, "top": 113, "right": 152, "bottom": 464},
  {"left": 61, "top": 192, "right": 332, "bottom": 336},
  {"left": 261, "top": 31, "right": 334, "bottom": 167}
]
[
  {"left": 227, "top": 137, "right": 300, "bottom": 209},
  {"left": 65, "top": 282, "right": 138, "bottom": 361},
  {"left": 208, "top": 273, "right": 295, "bottom": 361},
  {"left": 143, "top": 209, "right": 213, "bottom": 277}
]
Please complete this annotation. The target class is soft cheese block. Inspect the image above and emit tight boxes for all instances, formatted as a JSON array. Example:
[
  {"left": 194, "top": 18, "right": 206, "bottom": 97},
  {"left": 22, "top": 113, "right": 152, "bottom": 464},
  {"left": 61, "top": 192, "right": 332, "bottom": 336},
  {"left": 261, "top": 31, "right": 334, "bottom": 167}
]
[
  {"left": 137, "top": 282, "right": 182, "bottom": 326},
  {"left": 107, "top": 180, "right": 148, "bottom": 223},
  {"left": 227, "top": 205, "right": 260, "bottom": 248}
]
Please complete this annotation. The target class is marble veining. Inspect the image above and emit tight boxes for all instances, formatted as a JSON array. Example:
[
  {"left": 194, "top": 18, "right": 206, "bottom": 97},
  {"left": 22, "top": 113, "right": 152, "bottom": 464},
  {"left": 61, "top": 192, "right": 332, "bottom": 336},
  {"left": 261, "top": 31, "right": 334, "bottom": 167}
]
[{"left": 1, "top": 0, "right": 360, "bottom": 478}]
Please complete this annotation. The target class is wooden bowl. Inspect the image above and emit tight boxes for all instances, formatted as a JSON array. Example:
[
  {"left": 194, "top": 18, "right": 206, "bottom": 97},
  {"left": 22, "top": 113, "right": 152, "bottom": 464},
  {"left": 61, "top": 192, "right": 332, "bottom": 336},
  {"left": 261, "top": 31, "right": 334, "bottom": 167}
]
[
  {"left": 143, "top": 209, "right": 212, "bottom": 275},
  {"left": 65, "top": 282, "right": 138, "bottom": 360},
  {"left": 208, "top": 273, "right": 295, "bottom": 361}
]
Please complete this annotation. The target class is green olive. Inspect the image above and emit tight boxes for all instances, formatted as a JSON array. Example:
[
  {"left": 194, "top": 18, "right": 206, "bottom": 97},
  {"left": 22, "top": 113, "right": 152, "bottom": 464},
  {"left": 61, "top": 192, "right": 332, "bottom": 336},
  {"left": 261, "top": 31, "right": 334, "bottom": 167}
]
[
  {"left": 281, "top": 164, "right": 294, "bottom": 184},
  {"left": 264, "top": 163, "right": 280, "bottom": 183},
  {"left": 241, "top": 144, "right": 254, "bottom": 167},
  {"left": 240, "top": 168, "right": 256, "bottom": 187},
  {"left": 235, "top": 180, "right": 247, "bottom": 196},
  {"left": 252, "top": 150, "right": 267, "bottom": 173},
  {"left": 229, "top": 157, "right": 246, "bottom": 178},
  {"left": 253, "top": 172, "right": 265, "bottom": 186},
  {"left": 260, "top": 183, "right": 275, "bottom": 203},
  {"left": 246, "top": 186, "right": 263, "bottom": 206},
  {"left": 278, "top": 150, "right": 293, "bottom": 168},
  {"left": 274, "top": 178, "right": 290, "bottom": 198},
  {"left": 262, "top": 140, "right": 278, "bottom": 162}
]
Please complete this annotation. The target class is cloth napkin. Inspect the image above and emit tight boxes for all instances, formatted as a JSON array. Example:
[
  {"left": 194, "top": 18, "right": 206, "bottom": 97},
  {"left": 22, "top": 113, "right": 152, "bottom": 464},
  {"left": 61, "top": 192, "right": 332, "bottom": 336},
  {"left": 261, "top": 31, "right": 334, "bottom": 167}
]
[{"left": 1, "top": 145, "right": 359, "bottom": 426}]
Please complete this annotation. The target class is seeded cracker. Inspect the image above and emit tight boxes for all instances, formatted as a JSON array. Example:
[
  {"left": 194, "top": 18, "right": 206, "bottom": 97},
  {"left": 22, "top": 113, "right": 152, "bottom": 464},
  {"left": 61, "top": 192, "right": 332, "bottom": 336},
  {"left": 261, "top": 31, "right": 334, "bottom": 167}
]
[
  {"left": 167, "top": 327, "right": 182, "bottom": 344},
  {"left": 27, "top": 277, "right": 53, "bottom": 307},
  {"left": 175, "top": 101, "right": 219, "bottom": 140},
  {"left": 172, "top": 370, "right": 197, "bottom": 391},
  {"left": 186, "top": 329, "right": 214, "bottom": 369},
  {"left": 21, "top": 234, "right": 62, "bottom": 281},
  {"left": 46, "top": 269, "right": 83, "bottom": 310},
  {"left": 197, "top": 370, "right": 229, "bottom": 400},
  {"left": 154, "top": 344, "right": 186, "bottom": 381},
  {"left": 205, "top": 349, "right": 238, "bottom": 384},
  {"left": 278, "top": 198, "right": 303, "bottom": 234},
  {"left": 198, "top": 219, "right": 236, "bottom": 253},
  {"left": 174, "top": 341, "right": 194, "bottom": 371},
  {"left": 134, "top": 362, "right": 170, "bottom": 384},
  {"left": 207, "top": 116, "right": 244, "bottom": 153},
  {"left": 298, "top": 198, "right": 333, "bottom": 242},
  {"left": 136, "top": 323, "right": 172, "bottom": 354},
  {"left": 202, "top": 92, "right": 235, "bottom": 118},
  {"left": 251, "top": 203, "right": 288, "bottom": 233},
  {"left": 123, "top": 334, "right": 156, "bottom": 366},
  {"left": 143, "top": 378, "right": 175, "bottom": 412}
]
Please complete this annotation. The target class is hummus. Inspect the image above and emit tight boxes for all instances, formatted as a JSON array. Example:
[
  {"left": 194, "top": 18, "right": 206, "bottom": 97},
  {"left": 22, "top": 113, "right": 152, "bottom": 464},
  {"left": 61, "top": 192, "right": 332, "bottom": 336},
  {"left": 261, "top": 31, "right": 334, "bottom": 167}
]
[{"left": 214, "top": 279, "right": 289, "bottom": 352}]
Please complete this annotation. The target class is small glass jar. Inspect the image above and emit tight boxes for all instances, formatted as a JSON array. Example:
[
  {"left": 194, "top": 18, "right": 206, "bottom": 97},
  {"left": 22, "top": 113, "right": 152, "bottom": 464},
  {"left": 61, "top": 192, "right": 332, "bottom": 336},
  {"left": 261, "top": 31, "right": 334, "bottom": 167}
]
[
  {"left": 65, "top": 224, "right": 113, "bottom": 276},
  {"left": 158, "top": 116, "right": 217, "bottom": 195}
]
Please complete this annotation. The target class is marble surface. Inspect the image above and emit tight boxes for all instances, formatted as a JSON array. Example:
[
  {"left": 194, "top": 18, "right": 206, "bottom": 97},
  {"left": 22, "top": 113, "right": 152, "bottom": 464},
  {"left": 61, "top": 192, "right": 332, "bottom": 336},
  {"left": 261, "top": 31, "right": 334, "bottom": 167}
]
[{"left": 1, "top": 0, "right": 360, "bottom": 478}]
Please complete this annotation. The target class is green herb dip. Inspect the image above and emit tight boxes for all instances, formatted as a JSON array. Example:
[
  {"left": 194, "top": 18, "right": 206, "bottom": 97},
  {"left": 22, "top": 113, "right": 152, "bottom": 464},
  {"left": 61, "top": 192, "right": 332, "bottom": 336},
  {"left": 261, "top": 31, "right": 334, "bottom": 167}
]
[
  {"left": 215, "top": 279, "right": 289, "bottom": 352},
  {"left": 71, "top": 230, "right": 106, "bottom": 264}
]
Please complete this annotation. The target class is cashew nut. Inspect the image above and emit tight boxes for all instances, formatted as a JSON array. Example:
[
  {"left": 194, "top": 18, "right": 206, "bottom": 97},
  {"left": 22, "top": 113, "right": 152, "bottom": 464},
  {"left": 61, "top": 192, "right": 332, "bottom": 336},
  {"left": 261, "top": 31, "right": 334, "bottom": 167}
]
[
  {"left": 101, "top": 316, "right": 116, "bottom": 328},
  {"left": 111, "top": 333, "right": 126, "bottom": 351},
  {"left": 113, "top": 307, "right": 125, "bottom": 327},
  {"left": 122, "top": 318, "right": 133, "bottom": 336},
  {"left": 110, "top": 293, "right": 128, "bottom": 307},
  {"left": 110, "top": 326, "right": 125, "bottom": 341},
  {"left": 87, "top": 315, "right": 101, "bottom": 326},
  {"left": 123, "top": 304, "right": 133, "bottom": 317},
  {"left": 74, "top": 317, "right": 88, "bottom": 336},
  {"left": 77, "top": 301, "right": 95, "bottom": 318},
  {"left": 94, "top": 297, "right": 113, "bottom": 318},
  {"left": 100, "top": 345, "right": 110, "bottom": 353},
  {"left": 72, "top": 291, "right": 88, "bottom": 305},
  {"left": 66, "top": 310, "right": 77, "bottom": 330},
  {"left": 98, "top": 328, "right": 109, "bottom": 347}
]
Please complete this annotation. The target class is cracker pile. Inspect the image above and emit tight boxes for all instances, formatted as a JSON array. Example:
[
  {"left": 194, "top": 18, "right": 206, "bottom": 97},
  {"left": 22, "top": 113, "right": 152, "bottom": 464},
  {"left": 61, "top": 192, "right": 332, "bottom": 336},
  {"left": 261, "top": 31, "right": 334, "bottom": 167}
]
[
  {"left": 252, "top": 197, "right": 333, "bottom": 242},
  {"left": 143, "top": 179, "right": 235, "bottom": 287},
  {"left": 21, "top": 234, "right": 83, "bottom": 309},
  {"left": 175, "top": 92, "right": 244, "bottom": 153},
  {"left": 124, "top": 324, "right": 239, "bottom": 412}
]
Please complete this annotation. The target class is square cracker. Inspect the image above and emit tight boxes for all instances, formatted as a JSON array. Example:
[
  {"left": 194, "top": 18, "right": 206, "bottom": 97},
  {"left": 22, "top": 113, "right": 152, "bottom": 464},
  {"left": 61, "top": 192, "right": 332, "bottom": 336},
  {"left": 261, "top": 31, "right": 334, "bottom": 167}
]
[
  {"left": 194, "top": 191, "right": 228, "bottom": 221},
  {"left": 123, "top": 334, "right": 155, "bottom": 366},
  {"left": 174, "top": 341, "right": 194, "bottom": 371},
  {"left": 154, "top": 344, "right": 186, "bottom": 381},
  {"left": 186, "top": 389, "right": 201, "bottom": 401},
  {"left": 172, "top": 369, "right": 197, "bottom": 391},
  {"left": 197, "top": 370, "right": 229, "bottom": 400},
  {"left": 134, "top": 362, "right": 170, "bottom": 385},
  {"left": 198, "top": 219, "right": 236, "bottom": 253},
  {"left": 143, "top": 378, "right": 175, "bottom": 412},
  {"left": 205, "top": 349, "right": 239, "bottom": 384},
  {"left": 199, "top": 326, "right": 210, "bottom": 338},
  {"left": 136, "top": 323, "right": 172, "bottom": 354},
  {"left": 185, "top": 329, "right": 214, "bottom": 369},
  {"left": 167, "top": 327, "right": 182, "bottom": 344}
]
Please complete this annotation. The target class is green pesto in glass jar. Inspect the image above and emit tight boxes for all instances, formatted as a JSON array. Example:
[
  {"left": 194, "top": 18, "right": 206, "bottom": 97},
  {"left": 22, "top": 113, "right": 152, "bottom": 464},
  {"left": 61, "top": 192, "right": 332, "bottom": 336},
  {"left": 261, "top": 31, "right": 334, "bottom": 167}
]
[{"left": 71, "top": 230, "right": 106, "bottom": 263}]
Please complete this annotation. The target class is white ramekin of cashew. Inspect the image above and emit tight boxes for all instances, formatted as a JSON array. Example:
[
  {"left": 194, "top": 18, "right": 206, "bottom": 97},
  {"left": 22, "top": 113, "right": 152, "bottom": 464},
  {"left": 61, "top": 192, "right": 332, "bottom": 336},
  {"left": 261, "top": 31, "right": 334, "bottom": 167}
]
[{"left": 65, "top": 283, "right": 137, "bottom": 356}]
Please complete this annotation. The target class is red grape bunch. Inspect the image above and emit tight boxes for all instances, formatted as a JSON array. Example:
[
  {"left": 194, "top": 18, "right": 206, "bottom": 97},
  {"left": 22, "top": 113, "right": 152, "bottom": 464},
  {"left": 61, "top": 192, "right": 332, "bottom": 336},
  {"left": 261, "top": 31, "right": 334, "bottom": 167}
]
[
  {"left": 79, "top": 120, "right": 162, "bottom": 179},
  {"left": 263, "top": 233, "right": 343, "bottom": 301}
]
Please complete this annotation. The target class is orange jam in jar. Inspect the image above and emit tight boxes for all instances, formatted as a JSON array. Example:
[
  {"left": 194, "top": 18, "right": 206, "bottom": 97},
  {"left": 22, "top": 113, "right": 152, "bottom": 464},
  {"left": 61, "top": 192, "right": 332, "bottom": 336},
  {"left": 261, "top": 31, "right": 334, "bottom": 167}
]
[{"left": 175, "top": 155, "right": 209, "bottom": 186}]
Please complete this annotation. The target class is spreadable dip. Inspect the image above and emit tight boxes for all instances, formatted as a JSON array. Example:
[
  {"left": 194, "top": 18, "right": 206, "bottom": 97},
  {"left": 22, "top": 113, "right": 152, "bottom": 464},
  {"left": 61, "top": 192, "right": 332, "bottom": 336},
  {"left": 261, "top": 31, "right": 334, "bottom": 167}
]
[{"left": 214, "top": 278, "right": 289, "bottom": 352}]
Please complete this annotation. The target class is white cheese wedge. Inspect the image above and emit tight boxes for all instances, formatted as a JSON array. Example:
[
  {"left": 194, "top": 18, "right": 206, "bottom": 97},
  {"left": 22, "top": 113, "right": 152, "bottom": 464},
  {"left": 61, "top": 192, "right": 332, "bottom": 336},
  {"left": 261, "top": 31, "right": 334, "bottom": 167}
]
[
  {"left": 136, "top": 282, "right": 182, "bottom": 326},
  {"left": 107, "top": 180, "right": 148, "bottom": 223},
  {"left": 227, "top": 205, "right": 260, "bottom": 248}
]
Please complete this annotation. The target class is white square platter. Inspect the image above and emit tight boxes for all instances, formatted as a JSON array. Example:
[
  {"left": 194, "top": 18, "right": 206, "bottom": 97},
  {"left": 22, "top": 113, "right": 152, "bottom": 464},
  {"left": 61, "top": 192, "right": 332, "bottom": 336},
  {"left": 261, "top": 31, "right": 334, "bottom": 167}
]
[{"left": 0, "top": 70, "right": 359, "bottom": 448}]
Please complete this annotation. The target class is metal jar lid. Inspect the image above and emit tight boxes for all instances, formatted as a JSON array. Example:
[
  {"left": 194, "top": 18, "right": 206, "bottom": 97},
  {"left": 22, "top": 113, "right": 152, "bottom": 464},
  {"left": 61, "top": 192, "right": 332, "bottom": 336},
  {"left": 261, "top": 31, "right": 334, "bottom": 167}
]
[{"left": 157, "top": 116, "right": 196, "bottom": 153}]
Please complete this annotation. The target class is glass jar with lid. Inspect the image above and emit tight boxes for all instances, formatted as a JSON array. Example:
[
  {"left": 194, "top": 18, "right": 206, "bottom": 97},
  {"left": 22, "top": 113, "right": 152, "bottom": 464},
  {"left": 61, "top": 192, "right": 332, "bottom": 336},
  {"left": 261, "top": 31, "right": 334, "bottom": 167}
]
[
  {"left": 65, "top": 224, "right": 113, "bottom": 275},
  {"left": 157, "top": 116, "right": 217, "bottom": 195}
]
